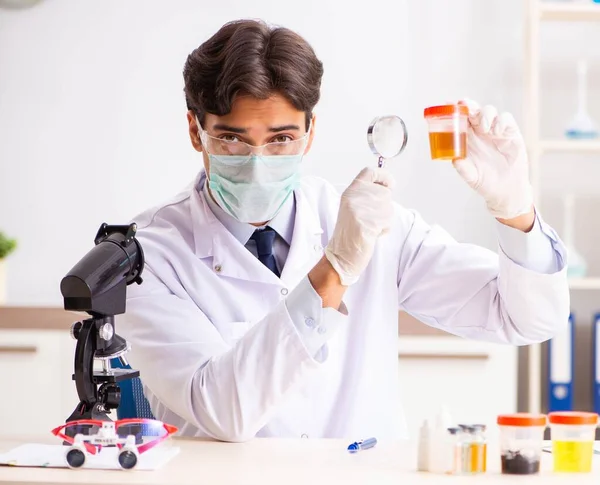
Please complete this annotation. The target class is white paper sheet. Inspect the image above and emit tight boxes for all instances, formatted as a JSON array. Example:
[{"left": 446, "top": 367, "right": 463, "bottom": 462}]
[{"left": 0, "top": 443, "right": 180, "bottom": 470}]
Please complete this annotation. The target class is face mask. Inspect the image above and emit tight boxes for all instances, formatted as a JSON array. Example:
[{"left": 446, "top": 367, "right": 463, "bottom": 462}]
[{"left": 206, "top": 153, "right": 302, "bottom": 223}]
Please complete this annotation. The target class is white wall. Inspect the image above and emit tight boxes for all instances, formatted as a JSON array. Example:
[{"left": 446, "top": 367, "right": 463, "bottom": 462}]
[{"left": 1, "top": 0, "right": 600, "bottom": 305}]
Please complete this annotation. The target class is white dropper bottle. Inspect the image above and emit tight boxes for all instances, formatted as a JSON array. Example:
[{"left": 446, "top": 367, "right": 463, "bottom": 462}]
[
  {"left": 417, "top": 419, "right": 431, "bottom": 472},
  {"left": 429, "top": 406, "right": 453, "bottom": 474}
]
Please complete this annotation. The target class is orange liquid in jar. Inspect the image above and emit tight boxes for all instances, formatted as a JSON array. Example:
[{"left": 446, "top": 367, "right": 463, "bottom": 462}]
[{"left": 428, "top": 131, "right": 467, "bottom": 160}]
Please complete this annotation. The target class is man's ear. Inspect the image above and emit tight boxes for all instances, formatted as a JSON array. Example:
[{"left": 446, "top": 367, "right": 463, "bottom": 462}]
[
  {"left": 187, "top": 111, "right": 203, "bottom": 153},
  {"left": 304, "top": 113, "right": 316, "bottom": 154}
]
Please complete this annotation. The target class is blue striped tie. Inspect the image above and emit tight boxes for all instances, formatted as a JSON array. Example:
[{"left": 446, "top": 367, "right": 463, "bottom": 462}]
[{"left": 250, "top": 227, "right": 280, "bottom": 277}]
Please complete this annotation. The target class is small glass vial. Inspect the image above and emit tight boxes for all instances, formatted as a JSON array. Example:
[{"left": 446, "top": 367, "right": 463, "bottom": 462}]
[
  {"left": 456, "top": 425, "right": 473, "bottom": 475},
  {"left": 456, "top": 424, "right": 486, "bottom": 474},
  {"left": 446, "top": 427, "right": 461, "bottom": 474},
  {"left": 471, "top": 424, "right": 487, "bottom": 473}
]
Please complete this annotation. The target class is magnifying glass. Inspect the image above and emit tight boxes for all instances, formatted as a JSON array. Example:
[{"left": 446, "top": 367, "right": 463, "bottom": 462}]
[{"left": 367, "top": 115, "right": 408, "bottom": 168}]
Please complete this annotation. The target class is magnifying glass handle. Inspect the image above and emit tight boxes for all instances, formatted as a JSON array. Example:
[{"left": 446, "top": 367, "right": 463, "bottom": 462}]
[{"left": 378, "top": 156, "right": 385, "bottom": 168}]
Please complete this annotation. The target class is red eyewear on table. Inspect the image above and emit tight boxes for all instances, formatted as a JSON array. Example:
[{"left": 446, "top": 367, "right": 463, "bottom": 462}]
[{"left": 51, "top": 418, "right": 178, "bottom": 470}]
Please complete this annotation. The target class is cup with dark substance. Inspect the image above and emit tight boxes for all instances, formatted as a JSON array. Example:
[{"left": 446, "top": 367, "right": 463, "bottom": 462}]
[{"left": 497, "top": 413, "right": 547, "bottom": 475}]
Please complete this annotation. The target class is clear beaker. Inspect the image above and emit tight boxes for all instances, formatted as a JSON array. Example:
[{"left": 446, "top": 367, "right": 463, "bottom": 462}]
[
  {"left": 549, "top": 411, "right": 598, "bottom": 473},
  {"left": 497, "top": 413, "right": 546, "bottom": 475},
  {"left": 423, "top": 104, "right": 469, "bottom": 161}
]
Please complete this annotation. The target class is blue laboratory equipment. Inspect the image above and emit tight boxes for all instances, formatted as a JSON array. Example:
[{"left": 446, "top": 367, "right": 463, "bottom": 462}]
[
  {"left": 347, "top": 437, "right": 377, "bottom": 453},
  {"left": 565, "top": 60, "right": 598, "bottom": 139}
]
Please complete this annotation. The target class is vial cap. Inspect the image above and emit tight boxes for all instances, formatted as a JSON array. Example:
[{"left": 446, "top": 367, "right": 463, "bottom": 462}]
[
  {"left": 548, "top": 411, "right": 598, "bottom": 426},
  {"left": 497, "top": 413, "right": 547, "bottom": 427},
  {"left": 423, "top": 104, "right": 469, "bottom": 118}
]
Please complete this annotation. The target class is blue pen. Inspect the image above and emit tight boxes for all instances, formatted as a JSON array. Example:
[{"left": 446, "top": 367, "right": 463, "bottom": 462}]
[{"left": 347, "top": 437, "right": 377, "bottom": 453}]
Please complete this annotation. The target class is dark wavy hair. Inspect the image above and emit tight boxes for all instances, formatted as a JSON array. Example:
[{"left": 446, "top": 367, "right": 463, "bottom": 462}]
[{"left": 183, "top": 19, "right": 323, "bottom": 130}]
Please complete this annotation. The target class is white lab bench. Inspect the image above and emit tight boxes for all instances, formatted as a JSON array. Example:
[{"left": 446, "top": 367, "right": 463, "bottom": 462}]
[{"left": 0, "top": 436, "right": 598, "bottom": 484}]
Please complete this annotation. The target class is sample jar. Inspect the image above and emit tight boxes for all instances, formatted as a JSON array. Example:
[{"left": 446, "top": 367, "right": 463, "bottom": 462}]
[
  {"left": 548, "top": 411, "right": 598, "bottom": 473},
  {"left": 497, "top": 413, "right": 547, "bottom": 475},
  {"left": 423, "top": 104, "right": 469, "bottom": 161}
]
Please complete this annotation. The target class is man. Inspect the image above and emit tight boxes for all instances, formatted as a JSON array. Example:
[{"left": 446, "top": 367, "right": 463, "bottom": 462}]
[{"left": 119, "top": 19, "right": 569, "bottom": 442}]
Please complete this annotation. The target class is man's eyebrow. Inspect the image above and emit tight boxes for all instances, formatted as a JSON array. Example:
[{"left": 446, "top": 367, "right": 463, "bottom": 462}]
[
  {"left": 212, "top": 124, "right": 247, "bottom": 134},
  {"left": 211, "top": 123, "right": 301, "bottom": 133},
  {"left": 269, "top": 124, "right": 301, "bottom": 132}
]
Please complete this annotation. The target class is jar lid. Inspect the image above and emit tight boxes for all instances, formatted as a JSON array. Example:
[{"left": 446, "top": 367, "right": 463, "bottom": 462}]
[
  {"left": 548, "top": 411, "right": 598, "bottom": 425},
  {"left": 497, "top": 413, "right": 547, "bottom": 427},
  {"left": 423, "top": 104, "right": 469, "bottom": 118}
]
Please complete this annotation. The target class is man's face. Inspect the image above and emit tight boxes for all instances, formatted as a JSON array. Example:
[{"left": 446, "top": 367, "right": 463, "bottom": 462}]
[{"left": 187, "top": 93, "right": 315, "bottom": 174}]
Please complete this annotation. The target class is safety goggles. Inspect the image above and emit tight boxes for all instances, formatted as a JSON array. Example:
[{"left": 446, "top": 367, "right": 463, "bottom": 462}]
[
  {"left": 51, "top": 418, "right": 178, "bottom": 456},
  {"left": 198, "top": 121, "right": 312, "bottom": 162}
]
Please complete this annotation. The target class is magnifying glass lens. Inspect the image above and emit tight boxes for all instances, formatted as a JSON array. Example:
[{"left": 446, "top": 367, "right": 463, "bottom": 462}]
[
  {"left": 367, "top": 115, "right": 408, "bottom": 167},
  {"left": 373, "top": 117, "right": 406, "bottom": 157}
]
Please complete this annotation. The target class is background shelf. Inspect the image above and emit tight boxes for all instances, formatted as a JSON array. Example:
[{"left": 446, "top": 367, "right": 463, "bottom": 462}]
[
  {"left": 540, "top": 139, "right": 600, "bottom": 154},
  {"left": 540, "top": 3, "right": 600, "bottom": 22},
  {"left": 568, "top": 278, "right": 600, "bottom": 290},
  {"left": 524, "top": 0, "right": 600, "bottom": 416}
]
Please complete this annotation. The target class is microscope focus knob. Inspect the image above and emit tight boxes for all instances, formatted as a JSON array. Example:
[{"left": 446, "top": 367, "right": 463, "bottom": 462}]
[
  {"left": 70, "top": 321, "right": 83, "bottom": 340},
  {"left": 99, "top": 323, "right": 114, "bottom": 341}
]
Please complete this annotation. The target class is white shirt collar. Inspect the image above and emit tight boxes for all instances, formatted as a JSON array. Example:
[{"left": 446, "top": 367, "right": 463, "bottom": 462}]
[{"left": 201, "top": 177, "right": 295, "bottom": 246}]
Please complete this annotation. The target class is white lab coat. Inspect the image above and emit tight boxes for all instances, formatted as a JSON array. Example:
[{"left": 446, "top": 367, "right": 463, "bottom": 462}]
[{"left": 118, "top": 170, "right": 569, "bottom": 442}]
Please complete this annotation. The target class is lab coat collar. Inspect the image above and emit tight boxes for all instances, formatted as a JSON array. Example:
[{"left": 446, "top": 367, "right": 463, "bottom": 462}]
[
  {"left": 202, "top": 180, "right": 256, "bottom": 246},
  {"left": 264, "top": 194, "right": 295, "bottom": 247},
  {"left": 190, "top": 170, "right": 323, "bottom": 287}
]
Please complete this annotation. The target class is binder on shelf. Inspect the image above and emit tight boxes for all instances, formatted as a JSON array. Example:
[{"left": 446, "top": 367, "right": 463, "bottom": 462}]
[
  {"left": 594, "top": 313, "right": 600, "bottom": 416},
  {"left": 548, "top": 312, "right": 574, "bottom": 412}
]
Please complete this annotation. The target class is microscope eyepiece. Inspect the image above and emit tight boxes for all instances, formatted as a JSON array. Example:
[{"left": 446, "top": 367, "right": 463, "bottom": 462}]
[{"left": 60, "top": 223, "right": 145, "bottom": 316}]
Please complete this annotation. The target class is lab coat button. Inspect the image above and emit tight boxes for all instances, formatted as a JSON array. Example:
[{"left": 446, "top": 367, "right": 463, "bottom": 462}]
[
  {"left": 313, "top": 244, "right": 322, "bottom": 252},
  {"left": 317, "top": 326, "right": 326, "bottom": 335},
  {"left": 281, "top": 288, "right": 288, "bottom": 296},
  {"left": 214, "top": 264, "right": 222, "bottom": 273},
  {"left": 304, "top": 317, "right": 316, "bottom": 328}
]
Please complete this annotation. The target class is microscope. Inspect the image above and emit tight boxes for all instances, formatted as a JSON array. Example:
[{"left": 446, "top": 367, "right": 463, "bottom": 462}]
[{"left": 61, "top": 223, "right": 145, "bottom": 430}]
